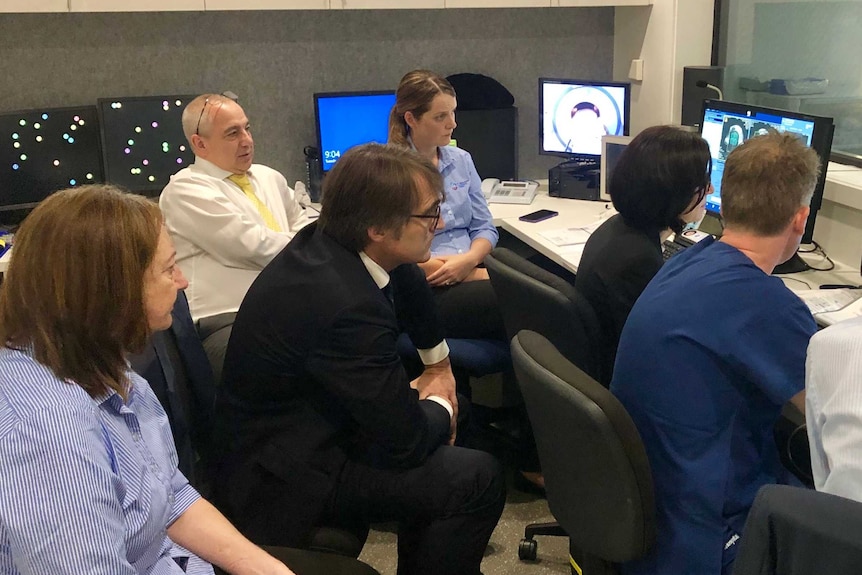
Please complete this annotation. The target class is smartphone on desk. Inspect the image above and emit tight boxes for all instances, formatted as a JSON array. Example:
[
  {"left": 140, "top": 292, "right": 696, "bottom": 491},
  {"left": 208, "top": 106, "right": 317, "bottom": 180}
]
[{"left": 519, "top": 209, "right": 558, "bottom": 223}]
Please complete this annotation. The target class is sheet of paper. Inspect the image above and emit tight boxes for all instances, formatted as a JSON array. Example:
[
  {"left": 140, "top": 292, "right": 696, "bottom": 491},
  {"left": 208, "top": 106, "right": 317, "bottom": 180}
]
[
  {"left": 539, "top": 227, "right": 591, "bottom": 247},
  {"left": 796, "top": 289, "right": 862, "bottom": 315}
]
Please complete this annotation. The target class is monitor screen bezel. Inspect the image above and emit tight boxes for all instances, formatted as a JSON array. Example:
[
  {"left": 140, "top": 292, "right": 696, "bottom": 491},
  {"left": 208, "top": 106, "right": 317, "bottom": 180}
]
[
  {"left": 538, "top": 77, "right": 632, "bottom": 162},
  {"left": 97, "top": 94, "right": 197, "bottom": 197},
  {"left": 699, "top": 98, "right": 834, "bottom": 244},
  {"left": 599, "top": 134, "right": 633, "bottom": 202},
  {"left": 313, "top": 90, "right": 396, "bottom": 173},
  {"left": 0, "top": 104, "right": 104, "bottom": 213}
]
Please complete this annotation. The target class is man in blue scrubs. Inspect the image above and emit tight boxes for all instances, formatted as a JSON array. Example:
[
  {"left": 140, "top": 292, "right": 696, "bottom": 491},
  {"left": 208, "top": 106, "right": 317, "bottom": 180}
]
[{"left": 610, "top": 131, "right": 821, "bottom": 574}]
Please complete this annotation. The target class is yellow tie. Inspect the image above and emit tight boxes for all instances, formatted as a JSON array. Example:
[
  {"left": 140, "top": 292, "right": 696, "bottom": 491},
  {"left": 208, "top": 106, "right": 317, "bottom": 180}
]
[{"left": 228, "top": 173, "right": 282, "bottom": 232}]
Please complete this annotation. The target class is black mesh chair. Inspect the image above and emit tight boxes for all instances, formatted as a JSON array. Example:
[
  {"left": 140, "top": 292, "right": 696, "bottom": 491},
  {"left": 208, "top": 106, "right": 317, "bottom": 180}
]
[
  {"left": 734, "top": 484, "right": 862, "bottom": 575},
  {"left": 511, "top": 330, "right": 655, "bottom": 574},
  {"left": 485, "top": 247, "right": 606, "bottom": 384}
]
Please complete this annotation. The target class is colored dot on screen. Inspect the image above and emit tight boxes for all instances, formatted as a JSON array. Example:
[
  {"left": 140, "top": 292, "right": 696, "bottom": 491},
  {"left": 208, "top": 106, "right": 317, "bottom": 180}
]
[
  {"left": 70, "top": 125, "right": 77, "bottom": 131},
  {"left": 13, "top": 142, "right": 20, "bottom": 149},
  {"left": 18, "top": 119, "right": 26, "bottom": 126},
  {"left": 53, "top": 160, "right": 59, "bottom": 166},
  {"left": 63, "top": 133, "right": 69, "bottom": 140},
  {"left": 86, "top": 173, "right": 94, "bottom": 179},
  {"left": 128, "top": 139, "right": 135, "bottom": 146},
  {"left": 175, "top": 100, "right": 182, "bottom": 107},
  {"left": 69, "top": 179, "right": 76, "bottom": 185},
  {"left": 12, "top": 164, "right": 19, "bottom": 170},
  {"left": 11, "top": 133, "right": 19, "bottom": 140},
  {"left": 162, "top": 101, "right": 169, "bottom": 108},
  {"left": 35, "top": 136, "right": 42, "bottom": 142},
  {"left": 124, "top": 148, "right": 131, "bottom": 154},
  {"left": 33, "top": 123, "right": 41, "bottom": 130},
  {"left": 176, "top": 158, "right": 183, "bottom": 164},
  {"left": 152, "top": 121, "right": 158, "bottom": 128},
  {"left": 148, "top": 176, "right": 156, "bottom": 182},
  {"left": 78, "top": 120, "right": 85, "bottom": 126},
  {"left": 135, "top": 127, "right": 142, "bottom": 133},
  {"left": 73, "top": 116, "right": 80, "bottom": 122},
  {"left": 68, "top": 138, "right": 75, "bottom": 144},
  {"left": 162, "top": 104, "right": 170, "bottom": 111},
  {"left": 179, "top": 145, "right": 186, "bottom": 152},
  {"left": 19, "top": 154, "right": 27, "bottom": 161},
  {"left": 41, "top": 114, "right": 48, "bottom": 120},
  {"left": 142, "top": 159, "right": 149, "bottom": 166}
]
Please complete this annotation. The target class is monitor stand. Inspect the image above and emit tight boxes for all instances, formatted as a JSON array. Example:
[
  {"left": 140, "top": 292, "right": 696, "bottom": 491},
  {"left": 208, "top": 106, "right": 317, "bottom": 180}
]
[{"left": 773, "top": 252, "right": 811, "bottom": 275}]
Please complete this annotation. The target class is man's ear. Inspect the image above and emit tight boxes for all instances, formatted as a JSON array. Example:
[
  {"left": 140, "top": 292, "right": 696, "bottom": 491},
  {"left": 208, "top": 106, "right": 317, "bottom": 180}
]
[
  {"left": 792, "top": 205, "right": 810, "bottom": 236},
  {"left": 367, "top": 226, "right": 387, "bottom": 245}
]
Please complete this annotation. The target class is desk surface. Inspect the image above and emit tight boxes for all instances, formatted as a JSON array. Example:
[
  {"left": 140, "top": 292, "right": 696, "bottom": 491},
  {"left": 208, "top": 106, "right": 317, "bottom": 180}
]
[{"left": 488, "top": 187, "right": 862, "bottom": 327}]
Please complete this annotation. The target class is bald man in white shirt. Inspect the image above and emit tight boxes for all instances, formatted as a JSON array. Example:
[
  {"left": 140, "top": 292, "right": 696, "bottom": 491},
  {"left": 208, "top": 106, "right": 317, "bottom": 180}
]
[{"left": 160, "top": 94, "right": 310, "bottom": 322}]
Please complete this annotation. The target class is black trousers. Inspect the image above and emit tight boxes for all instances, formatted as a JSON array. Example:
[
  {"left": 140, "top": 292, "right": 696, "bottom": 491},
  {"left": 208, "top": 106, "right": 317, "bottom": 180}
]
[
  {"left": 432, "top": 279, "right": 507, "bottom": 342},
  {"left": 328, "top": 446, "right": 506, "bottom": 575},
  {"left": 213, "top": 546, "right": 379, "bottom": 575}
]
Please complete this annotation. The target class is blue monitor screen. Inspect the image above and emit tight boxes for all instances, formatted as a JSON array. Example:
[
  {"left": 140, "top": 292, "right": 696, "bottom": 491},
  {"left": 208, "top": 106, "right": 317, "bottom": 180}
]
[
  {"left": 700, "top": 103, "right": 817, "bottom": 214},
  {"left": 98, "top": 95, "right": 196, "bottom": 196},
  {"left": 0, "top": 105, "right": 103, "bottom": 212},
  {"left": 539, "top": 78, "right": 631, "bottom": 161},
  {"left": 314, "top": 91, "right": 396, "bottom": 172}
]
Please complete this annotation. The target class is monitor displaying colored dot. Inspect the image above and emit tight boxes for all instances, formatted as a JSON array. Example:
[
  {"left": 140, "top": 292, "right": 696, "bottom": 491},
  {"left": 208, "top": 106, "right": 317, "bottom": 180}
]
[{"left": 98, "top": 94, "right": 195, "bottom": 196}]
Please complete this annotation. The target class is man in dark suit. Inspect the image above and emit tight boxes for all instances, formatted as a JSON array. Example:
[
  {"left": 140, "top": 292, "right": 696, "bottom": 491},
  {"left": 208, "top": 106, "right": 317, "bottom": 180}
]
[{"left": 212, "top": 144, "right": 505, "bottom": 575}]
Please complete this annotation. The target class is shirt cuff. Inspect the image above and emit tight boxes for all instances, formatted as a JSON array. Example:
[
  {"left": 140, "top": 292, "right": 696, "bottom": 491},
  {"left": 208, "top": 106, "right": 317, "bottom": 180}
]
[
  {"left": 426, "top": 395, "right": 454, "bottom": 419},
  {"left": 471, "top": 229, "right": 499, "bottom": 247},
  {"left": 418, "top": 340, "right": 450, "bottom": 365}
]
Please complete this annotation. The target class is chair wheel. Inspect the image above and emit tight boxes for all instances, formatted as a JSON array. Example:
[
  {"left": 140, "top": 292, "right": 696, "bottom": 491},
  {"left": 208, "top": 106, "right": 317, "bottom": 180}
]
[{"left": 518, "top": 538, "right": 538, "bottom": 561}]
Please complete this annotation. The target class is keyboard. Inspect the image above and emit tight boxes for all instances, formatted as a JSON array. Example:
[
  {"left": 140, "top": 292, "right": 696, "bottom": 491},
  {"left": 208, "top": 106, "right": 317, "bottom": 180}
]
[{"left": 662, "top": 238, "right": 689, "bottom": 261}]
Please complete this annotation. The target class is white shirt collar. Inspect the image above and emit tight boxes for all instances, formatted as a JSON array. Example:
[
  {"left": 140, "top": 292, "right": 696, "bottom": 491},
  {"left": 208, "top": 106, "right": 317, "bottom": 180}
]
[
  {"left": 193, "top": 156, "right": 255, "bottom": 181},
  {"left": 359, "top": 251, "right": 390, "bottom": 289}
]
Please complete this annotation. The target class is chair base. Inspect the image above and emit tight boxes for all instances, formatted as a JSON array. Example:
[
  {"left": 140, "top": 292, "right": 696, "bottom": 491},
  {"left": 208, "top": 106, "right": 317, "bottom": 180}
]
[{"left": 519, "top": 521, "right": 567, "bottom": 561}]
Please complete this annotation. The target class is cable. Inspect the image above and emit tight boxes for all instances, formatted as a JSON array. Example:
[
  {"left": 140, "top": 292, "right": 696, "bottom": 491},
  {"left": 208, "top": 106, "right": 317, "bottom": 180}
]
[
  {"left": 799, "top": 241, "right": 835, "bottom": 272},
  {"left": 781, "top": 275, "right": 812, "bottom": 289}
]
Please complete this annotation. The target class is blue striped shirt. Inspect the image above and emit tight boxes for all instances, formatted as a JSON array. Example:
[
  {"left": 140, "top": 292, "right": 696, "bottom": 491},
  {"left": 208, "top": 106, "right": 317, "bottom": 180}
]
[
  {"left": 0, "top": 346, "right": 213, "bottom": 574},
  {"left": 432, "top": 145, "right": 498, "bottom": 257}
]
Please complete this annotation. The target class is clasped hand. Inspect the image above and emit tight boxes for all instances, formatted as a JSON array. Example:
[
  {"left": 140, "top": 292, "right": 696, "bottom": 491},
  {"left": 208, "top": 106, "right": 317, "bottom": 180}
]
[
  {"left": 410, "top": 358, "right": 459, "bottom": 445},
  {"left": 426, "top": 253, "right": 484, "bottom": 287}
]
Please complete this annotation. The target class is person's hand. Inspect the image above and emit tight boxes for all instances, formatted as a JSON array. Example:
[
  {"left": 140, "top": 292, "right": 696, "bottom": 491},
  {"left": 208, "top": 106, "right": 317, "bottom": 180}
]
[
  {"left": 412, "top": 357, "right": 459, "bottom": 444},
  {"left": 426, "top": 253, "right": 480, "bottom": 287}
]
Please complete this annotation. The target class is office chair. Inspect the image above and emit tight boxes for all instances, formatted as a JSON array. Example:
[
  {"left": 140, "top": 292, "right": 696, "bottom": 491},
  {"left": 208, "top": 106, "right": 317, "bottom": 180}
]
[
  {"left": 485, "top": 247, "right": 606, "bottom": 384},
  {"left": 511, "top": 330, "right": 655, "bottom": 574},
  {"left": 132, "top": 294, "right": 369, "bottom": 560},
  {"left": 733, "top": 484, "right": 862, "bottom": 575}
]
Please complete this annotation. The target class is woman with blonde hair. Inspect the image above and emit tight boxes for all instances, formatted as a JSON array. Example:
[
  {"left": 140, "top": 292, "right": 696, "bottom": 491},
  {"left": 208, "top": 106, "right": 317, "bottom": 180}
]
[{"left": 389, "top": 69, "right": 505, "bottom": 347}]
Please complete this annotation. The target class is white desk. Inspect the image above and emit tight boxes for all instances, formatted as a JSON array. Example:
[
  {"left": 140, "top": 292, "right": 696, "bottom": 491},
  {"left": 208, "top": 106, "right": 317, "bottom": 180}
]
[{"left": 488, "top": 188, "right": 862, "bottom": 327}]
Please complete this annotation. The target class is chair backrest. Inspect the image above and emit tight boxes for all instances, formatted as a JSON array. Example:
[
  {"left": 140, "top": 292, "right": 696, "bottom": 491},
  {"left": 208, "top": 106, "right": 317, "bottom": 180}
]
[
  {"left": 485, "top": 247, "right": 606, "bottom": 383},
  {"left": 733, "top": 484, "right": 862, "bottom": 575},
  {"left": 197, "top": 312, "right": 237, "bottom": 387},
  {"left": 129, "top": 291, "right": 217, "bottom": 486},
  {"left": 511, "top": 330, "right": 655, "bottom": 563}
]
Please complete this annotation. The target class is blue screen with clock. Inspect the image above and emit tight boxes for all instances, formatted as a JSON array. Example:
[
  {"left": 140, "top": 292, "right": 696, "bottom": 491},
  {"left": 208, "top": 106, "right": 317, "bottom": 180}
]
[{"left": 314, "top": 91, "right": 397, "bottom": 172}]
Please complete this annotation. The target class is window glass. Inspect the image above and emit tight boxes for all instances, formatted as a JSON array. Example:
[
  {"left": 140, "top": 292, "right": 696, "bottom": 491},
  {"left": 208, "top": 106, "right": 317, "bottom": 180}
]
[{"left": 716, "top": 0, "right": 862, "bottom": 163}]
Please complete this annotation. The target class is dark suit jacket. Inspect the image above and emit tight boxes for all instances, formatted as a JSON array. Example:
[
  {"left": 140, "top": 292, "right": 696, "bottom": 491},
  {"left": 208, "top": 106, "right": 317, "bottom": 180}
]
[
  {"left": 129, "top": 291, "right": 217, "bottom": 486},
  {"left": 212, "top": 223, "right": 451, "bottom": 544}
]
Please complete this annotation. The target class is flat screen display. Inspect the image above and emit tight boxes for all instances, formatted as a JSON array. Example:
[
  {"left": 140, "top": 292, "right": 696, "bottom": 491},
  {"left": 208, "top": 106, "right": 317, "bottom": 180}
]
[
  {"left": 98, "top": 95, "right": 196, "bottom": 195},
  {"left": 699, "top": 99, "right": 834, "bottom": 243},
  {"left": 539, "top": 78, "right": 631, "bottom": 162},
  {"left": 314, "top": 91, "right": 396, "bottom": 172},
  {"left": 0, "top": 105, "right": 103, "bottom": 211}
]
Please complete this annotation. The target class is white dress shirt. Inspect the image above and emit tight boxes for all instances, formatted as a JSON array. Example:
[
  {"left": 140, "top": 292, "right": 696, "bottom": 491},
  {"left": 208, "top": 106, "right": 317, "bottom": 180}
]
[
  {"left": 160, "top": 157, "right": 310, "bottom": 321},
  {"left": 806, "top": 314, "right": 862, "bottom": 502}
]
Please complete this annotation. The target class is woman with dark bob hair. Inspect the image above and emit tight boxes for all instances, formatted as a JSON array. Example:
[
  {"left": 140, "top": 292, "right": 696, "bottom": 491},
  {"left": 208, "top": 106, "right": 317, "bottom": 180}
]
[
  {"left": 575, "top": 125, "right": 711, "bottom": 382},
  {"left": 0, "top": 185, "right": 304, "bottom": 574}
]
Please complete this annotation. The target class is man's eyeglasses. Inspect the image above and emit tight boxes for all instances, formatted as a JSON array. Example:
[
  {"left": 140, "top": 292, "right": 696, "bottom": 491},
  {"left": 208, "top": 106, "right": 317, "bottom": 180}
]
[
  {"left": 410, "top": 204, "right": 441, "bottom": 230},
  {"left": 194, "top": 91, "right": 240, "bottom": 136}
]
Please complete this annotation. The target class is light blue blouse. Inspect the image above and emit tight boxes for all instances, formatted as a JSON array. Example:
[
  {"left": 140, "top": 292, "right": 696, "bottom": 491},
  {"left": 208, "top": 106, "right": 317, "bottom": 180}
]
[
  {"left": 432, "top": 145, "right": 498, "bottom": 257},
  {"left": 0, "top": 346, "right": 213, "bottom": 574}
]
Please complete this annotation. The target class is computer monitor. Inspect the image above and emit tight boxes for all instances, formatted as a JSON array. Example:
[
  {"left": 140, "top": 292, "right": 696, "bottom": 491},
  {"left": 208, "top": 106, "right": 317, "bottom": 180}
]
[
  {"left": 98, "top": 95, "right": 196, "bottom": 196},
  {"left": 699, "top": 99, "right": 834, "bottom": 245},
  {"left": 314, "top": 90, "right": 397, "bottom": 173},
  {"left": 0, "top": 105, "right": 103, "bottom": 213},
  {"left": 539, "top": 78, "right": 631, "bottom": 163},
  {"left": 599, "top": 134, "right": 632, "bottom": 202}
]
